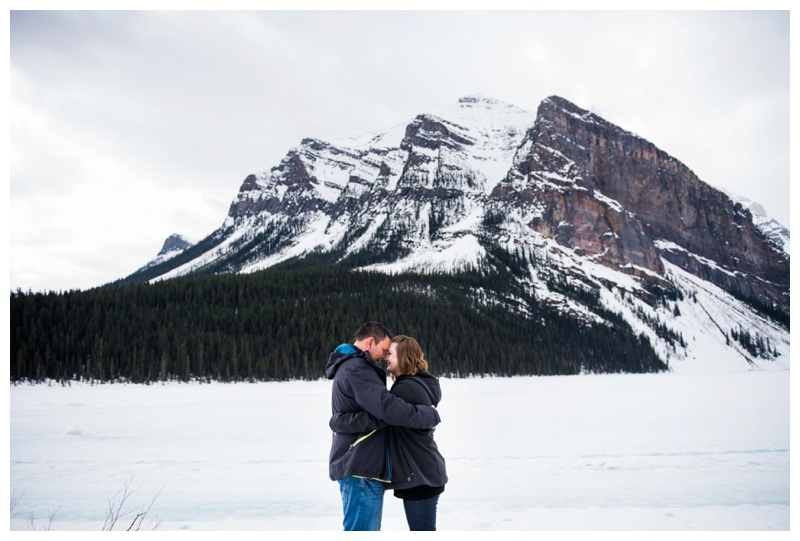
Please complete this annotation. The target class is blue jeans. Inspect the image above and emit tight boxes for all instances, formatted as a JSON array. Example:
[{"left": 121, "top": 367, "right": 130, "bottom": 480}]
[
  {"left": 402, "top": 495, "right": 439, "bottom": 531},
  {"left": 338, "top": 477, "right": 385, "bottom": 531}
]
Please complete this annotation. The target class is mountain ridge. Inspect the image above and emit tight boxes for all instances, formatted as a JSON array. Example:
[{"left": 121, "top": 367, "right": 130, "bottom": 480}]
[{"left": 120, "top": 94, "right": 789, "bottom": 372}]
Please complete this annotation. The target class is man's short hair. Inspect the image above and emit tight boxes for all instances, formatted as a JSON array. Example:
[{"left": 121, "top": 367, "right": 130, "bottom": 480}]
[{"left": 353, "top": 321, "right": 392, "bottom": 344}]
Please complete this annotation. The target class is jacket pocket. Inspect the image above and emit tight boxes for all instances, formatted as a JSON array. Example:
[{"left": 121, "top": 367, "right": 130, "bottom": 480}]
[{"left": 349, "top": 429, "right": 377, "bottom": 450}]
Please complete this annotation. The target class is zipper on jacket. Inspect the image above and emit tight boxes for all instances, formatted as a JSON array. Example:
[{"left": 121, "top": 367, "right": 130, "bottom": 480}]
[
  {"left": 385, "top": 439, "right": 392, "bottom": 482},
  {"left": 349, "top": 429, "right": 377, "bottom": 450},
  {"left": 352, "top": 474, "right": 391, "bottom": 483}
]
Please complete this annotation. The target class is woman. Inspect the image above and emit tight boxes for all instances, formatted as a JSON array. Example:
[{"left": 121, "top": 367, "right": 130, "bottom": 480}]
[{"left": 329, "top": 335, "right": 448, "bottom": 531}]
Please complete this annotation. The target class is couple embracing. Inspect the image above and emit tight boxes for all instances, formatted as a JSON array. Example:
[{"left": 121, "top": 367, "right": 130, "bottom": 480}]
[{"left": 326, "top": 321, "right": 448, "bottom": 531}]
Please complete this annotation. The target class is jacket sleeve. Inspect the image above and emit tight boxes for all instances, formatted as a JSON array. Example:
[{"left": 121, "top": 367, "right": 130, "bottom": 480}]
[
  {"left": 348, "top": 364, "right": 440, "bottom": 429},
  {"left": 329, "top": 411, "right": 387, "bottom": 433}
]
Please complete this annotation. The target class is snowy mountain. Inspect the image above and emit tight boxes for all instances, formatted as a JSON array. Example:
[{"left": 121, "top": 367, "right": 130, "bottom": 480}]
[
  {"left": 157, "top": 233, "right": 194, "bottom": 259},
  {"left": 124, "top": 95, "right": 790, "bottom": 372},
  {"left": 137, "top": 233, "right": 196, "bottom": 272},
  {"left": 729, "top": 195, "right": 790, "bottom": 255}
]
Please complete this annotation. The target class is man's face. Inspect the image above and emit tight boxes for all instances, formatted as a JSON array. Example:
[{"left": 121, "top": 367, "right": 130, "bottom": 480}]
[{"left": 369, "top": 337, "right": 392, "bottom": 364}]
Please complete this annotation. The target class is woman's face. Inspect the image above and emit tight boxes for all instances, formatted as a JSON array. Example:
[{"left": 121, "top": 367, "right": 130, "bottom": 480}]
[{"left": 385, "top": 342, "right": 400, "bottom": 376}]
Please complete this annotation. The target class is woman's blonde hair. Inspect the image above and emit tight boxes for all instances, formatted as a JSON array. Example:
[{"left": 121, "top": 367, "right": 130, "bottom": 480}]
[{"left": 392, "top": 335, "right": 428, "bottom": 376}]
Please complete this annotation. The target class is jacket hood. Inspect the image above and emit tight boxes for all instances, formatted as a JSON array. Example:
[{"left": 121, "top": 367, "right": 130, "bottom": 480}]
[
  {"left": 325, "top": 343, "right": 370, "bottom": 379},
  {"left": 404, "top": 370, "right": 442, "bottom": 404}
]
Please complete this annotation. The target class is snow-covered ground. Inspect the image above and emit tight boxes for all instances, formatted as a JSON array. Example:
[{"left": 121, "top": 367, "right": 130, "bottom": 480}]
[{"left": 8, "top": 362, "right": 791, "bottom": 534}]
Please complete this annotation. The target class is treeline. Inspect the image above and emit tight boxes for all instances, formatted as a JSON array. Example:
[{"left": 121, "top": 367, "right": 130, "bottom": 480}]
[{"left": 10, "top": 259, "right": 668, "bottom": 383}]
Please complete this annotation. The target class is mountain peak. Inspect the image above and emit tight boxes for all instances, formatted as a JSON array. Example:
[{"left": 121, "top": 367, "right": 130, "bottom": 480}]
[
  {"left": 450, "top": 94, "right": 525, "bottom": 114},
  {"left": 436, "top": 95, "right": 536, "bottom": 136},
  {"left": 457, "top": 94, "right": 501, "bottom": 105},
  {"left": 542, "top": 94, "right": 584, "bottom": 112},
  {"left": 157, "top": 234, "right": 194, "bottom": 258}
]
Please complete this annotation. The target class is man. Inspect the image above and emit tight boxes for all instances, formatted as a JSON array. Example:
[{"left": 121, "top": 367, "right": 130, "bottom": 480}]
[{"left": 326, "top": 321, "right": 441, "bottom": 531}]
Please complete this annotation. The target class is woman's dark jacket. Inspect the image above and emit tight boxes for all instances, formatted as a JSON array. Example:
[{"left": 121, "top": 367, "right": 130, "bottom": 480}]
[
  {"left": 326, "top": 344, "right": 441, "bottom": 483},
  {"left": 330, "top": 369, "right": 448, "bottom": 496}
]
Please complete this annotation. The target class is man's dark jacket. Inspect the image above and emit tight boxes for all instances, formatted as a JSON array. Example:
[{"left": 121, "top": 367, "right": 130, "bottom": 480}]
[{"left": 326, "top": 344, "right": 441, "bottom": 482}]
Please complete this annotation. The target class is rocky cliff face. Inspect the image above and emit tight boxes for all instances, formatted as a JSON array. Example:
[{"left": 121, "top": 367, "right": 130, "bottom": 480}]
[
  {"left": 493, "top": 96, "right": 789, "bottom": 313},
  {"left": 157, "top": 234, "right": 194, "bottom": 257}
]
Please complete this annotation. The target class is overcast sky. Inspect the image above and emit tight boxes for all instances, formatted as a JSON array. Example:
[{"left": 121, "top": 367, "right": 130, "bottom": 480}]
[{"left": 8, "top": 6, "right": 793, "bottom": 292}]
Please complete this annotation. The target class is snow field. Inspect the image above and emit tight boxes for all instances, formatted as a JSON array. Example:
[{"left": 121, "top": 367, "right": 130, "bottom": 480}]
[{"left": 9, "top": 369, "right": 790, "bottom": 532}]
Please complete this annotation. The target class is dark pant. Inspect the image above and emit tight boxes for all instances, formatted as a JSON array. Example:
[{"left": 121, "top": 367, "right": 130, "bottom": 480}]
[{"left": 402, "top": 495, "right": 439, "bottom": 531}]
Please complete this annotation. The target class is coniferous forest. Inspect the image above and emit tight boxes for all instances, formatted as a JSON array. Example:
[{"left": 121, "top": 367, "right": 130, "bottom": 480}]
[{"left": 10, "top": 255, "right": 669, "bottom": 383}]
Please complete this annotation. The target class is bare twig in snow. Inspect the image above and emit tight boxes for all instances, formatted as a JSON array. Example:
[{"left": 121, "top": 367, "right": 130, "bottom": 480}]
[
  {"left": 102, "top": 476, "right": 163, "bottom": 531},
  {"left": 28, "top": 506, "right": 59, "bottom": 531},
  {"left": 10, "top": 489, "right": 24, "bottom": 516}
]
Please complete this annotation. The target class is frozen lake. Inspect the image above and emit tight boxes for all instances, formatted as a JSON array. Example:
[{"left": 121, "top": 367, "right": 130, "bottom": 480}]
[{"left": 9, "top": 369, "right": 790, "bottom": 532}]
